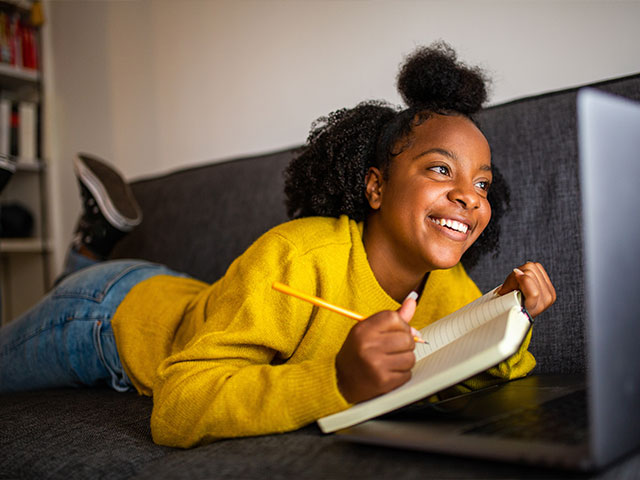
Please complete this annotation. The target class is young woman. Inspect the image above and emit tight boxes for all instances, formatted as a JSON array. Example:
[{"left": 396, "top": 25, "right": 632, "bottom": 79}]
[{"left": 0, "top": 42, "right": 555, "bottom": 447}]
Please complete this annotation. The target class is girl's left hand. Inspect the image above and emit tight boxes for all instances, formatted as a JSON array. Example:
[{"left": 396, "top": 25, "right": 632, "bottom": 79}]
[{"left": 496, "top": 262, "right": 556, "bottom": 318}]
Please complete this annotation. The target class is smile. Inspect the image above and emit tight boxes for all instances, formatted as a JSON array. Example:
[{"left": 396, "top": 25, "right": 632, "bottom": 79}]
[{"left": 428, "top": 216, "right": 469, "bottom": 234}]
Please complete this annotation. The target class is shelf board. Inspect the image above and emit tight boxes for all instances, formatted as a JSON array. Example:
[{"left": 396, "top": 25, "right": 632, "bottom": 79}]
[
  {"left": 15, "top": 160, "right": 45, "bottom": 172},
  {"left": 0, "top": 63, "right": 39, "bottom": 86},
  {"left": 0, "top": 0, "right": 33, "bottom": 9},
  {"left": 0, "top": 237, "right": 50, "bottom": 253}
]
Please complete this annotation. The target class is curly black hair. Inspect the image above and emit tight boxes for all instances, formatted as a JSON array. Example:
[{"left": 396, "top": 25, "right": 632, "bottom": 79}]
[{"left": 284, "top": 41, "right": 510, "bottom": 269}]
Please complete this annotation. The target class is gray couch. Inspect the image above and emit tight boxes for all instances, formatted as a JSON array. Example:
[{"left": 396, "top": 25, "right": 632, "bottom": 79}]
[{"left": 2, "top": 74, "right": 639, "bottom": 479}]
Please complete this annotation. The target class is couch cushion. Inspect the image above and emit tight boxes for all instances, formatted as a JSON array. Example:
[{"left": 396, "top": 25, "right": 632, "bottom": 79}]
[
  {"left": 0, "top": 388, "right": 170, "bottom": 479},
  {"left": 8, "top": 388, "right": 638, "bottom": 480}
]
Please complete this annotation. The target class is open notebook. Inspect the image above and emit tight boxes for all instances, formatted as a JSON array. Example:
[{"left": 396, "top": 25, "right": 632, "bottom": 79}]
[{"left": 318, "top": 289, "right": 531, "bottom": 433}]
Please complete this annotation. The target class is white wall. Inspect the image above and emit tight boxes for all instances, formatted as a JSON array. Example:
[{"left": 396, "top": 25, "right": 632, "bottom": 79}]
[{"left": 42, "top": 0, "right": 640, "bottom": 276}]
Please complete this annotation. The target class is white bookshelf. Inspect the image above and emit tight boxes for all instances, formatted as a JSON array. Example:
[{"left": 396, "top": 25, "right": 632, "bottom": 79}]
[{"left": 0, "top": 0, "right": 48, "bottom": 324}]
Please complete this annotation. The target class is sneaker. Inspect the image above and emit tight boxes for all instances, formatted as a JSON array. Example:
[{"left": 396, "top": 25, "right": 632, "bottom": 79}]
[
  {"left": 0, "top": 155, "right": 16, "bottom": 194},
  {"left": 72, "top": 153, "right": 142, "bottom": 258}
]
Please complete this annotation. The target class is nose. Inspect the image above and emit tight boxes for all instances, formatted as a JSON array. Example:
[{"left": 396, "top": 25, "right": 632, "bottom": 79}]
[{"left": 447, "top": 183, "right": 481, "bottom": 209}]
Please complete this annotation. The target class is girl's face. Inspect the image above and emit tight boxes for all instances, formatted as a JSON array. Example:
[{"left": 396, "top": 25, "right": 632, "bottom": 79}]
[{"left": 365, "top": 114, "right": 492, "bottom": 276}]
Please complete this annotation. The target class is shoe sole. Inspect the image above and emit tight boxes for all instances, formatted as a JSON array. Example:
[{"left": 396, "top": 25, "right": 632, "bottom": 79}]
[
  {"left": 74, "top": 154, "right": 142, "bottom": 231},
  {"left": 0, "top": 155, "right": 16, "bottom": 173}
]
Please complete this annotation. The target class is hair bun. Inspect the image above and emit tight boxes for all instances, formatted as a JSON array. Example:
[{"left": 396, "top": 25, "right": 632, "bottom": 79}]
[{"left": 396, "top": 41, "right": 489, "bottom": 115}]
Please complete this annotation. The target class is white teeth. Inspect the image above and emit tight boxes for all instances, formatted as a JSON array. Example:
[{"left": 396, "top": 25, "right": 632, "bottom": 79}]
[{"left": 430, "top": 217, "right": 468, "bottom": 234}]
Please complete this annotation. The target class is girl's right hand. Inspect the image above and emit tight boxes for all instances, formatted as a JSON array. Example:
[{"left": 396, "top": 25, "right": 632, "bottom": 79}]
[{"left": 335, "top": 295, "right": 418, "bottom": 404}]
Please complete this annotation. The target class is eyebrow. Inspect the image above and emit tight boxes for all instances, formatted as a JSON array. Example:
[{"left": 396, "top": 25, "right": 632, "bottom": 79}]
[{"left": 414, "top": 148, "right": 492, "bottom": 172}]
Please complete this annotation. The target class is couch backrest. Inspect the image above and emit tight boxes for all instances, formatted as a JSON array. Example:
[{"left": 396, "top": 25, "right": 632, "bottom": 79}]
[
  {"left": 111, "top": 148, "right": 295, "bottom": 281},
  {"left": 111, "top": 74, "right": 640, "bottom": 375}
]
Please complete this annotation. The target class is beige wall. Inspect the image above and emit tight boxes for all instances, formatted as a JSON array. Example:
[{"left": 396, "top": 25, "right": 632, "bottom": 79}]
[{"left": 42, "top": 0, "right": 640, "bottom": 276}]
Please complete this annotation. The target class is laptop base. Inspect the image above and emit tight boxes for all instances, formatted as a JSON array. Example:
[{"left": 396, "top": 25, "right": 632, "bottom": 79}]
[{"left": 337, "top": 375, "right": 594, "bottom": 471}]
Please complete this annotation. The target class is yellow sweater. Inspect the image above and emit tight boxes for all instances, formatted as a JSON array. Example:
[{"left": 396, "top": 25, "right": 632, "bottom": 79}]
[{"left": 112, "top": 215, "right": 535, "bottom": 447}]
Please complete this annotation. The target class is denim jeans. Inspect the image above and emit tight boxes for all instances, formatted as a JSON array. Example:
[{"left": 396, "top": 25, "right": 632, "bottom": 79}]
[{"left": 0, "top": 255, "right": 186, "bottom": 393}]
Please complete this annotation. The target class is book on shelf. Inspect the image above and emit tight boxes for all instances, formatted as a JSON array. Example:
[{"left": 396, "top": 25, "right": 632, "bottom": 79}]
[
  {"left": 0, "top": 8, "right": 39, "bottom": 71},
  {"left": 317, "top": 288, "right": 532, "bottom": 433},
  {"left": 0, "top": 97, "right": 9, "bottom": 155},
  {"left": 0, "top": 97, "right": 37, "bottom": 163},
  {"left": 17, "top": 100, "right": 35, "bottom": 161}
]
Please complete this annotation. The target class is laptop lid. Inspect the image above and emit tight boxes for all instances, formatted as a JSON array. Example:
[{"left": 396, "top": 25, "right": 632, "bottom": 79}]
[{"left": 578, "top": 88, "right": 640, "bottom": 467}]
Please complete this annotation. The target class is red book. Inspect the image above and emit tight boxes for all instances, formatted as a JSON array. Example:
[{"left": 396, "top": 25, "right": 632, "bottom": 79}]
[
  {"left": 8, "top": 14, "right": 19, "bottom": 66},
  {"left": 10, "top": 102, "right": 19, "bottom": 157},
  {"left": 21, "top": 22, "right": 32, "bottom": 69}
]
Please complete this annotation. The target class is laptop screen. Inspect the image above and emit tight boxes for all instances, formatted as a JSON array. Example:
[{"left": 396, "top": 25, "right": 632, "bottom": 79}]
[{"left": 578, "top": 88, "right": 640, "bottom": 465}]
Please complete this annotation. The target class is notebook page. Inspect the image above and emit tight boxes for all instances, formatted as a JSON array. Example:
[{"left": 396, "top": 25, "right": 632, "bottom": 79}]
[
  {"left": 411, "top": 306, "right": 526, "bottom": 380},
  {"left": 414, "top": 289, "right": 520, "bottom": 361}
]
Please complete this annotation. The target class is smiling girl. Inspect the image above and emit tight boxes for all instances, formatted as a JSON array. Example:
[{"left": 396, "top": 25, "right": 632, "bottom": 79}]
[{"left": 0, "top": 42, "right": 555, "bottom": 447}]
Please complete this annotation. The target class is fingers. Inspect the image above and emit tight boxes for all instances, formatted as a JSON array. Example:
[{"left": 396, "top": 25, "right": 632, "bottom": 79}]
[
  {"left": 396, "top": 291, "right": 425, "bottom": 343},
  {"left": 519, "top": 262, "right": 556, "bottom": 316},
  {"left": 336, "top": 334, "right": 415, "bottom": 404},
  {"left": 362, "top": 290, "right": 418, "bottom": 340},
  {"left": 397, "top": 291, "right": 418, "bottom": 323},
  {"left": 384, "top": 350, "right": 417, "bottom": 372},
  {"left": 350, "top": 312, "right": 415, "bottom": 353},
  {"left": 535, "top": 264, "right": 555, "bottom": 301},
  {"left": 496, "top": 270, "right": 520, "bottom": 296},
  {"left": 335, "top": 303, "right": 418, "bottom": 404},
  {"left": 498, "top": 261, "right": 557, "bottom": 318}
]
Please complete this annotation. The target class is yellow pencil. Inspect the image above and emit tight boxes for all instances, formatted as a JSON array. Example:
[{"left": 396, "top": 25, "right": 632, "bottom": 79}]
[{"left": 272, "top": 281, "right": 425, "bottom": 343}]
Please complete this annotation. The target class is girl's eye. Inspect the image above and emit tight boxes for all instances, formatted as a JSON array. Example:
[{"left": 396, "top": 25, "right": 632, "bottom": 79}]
[
  {"left": 476, "top": 180, "right": 491, "bottom": 192},
  {"left": 429, "top": 165, "right": 449, "bottom": 175}
]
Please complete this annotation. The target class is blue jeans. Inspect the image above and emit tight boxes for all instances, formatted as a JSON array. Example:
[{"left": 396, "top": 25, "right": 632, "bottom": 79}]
[{"left": 0, "top": 254, "right": 186, "bottom": 393}]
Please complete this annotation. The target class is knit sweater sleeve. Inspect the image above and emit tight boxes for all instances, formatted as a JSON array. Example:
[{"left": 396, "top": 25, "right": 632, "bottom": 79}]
[{"left": 150, "top": 231, "right": 350, "bottom": 448}]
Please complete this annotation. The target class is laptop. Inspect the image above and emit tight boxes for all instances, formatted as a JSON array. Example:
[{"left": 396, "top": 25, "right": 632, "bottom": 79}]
[{"left": 335, "top": 88, "right": 640, "bottom": 471}]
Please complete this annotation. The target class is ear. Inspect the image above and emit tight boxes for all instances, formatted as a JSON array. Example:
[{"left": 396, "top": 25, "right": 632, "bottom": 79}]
[{"left": 365, "top": 167, "right": 384, "bottom": 210}]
